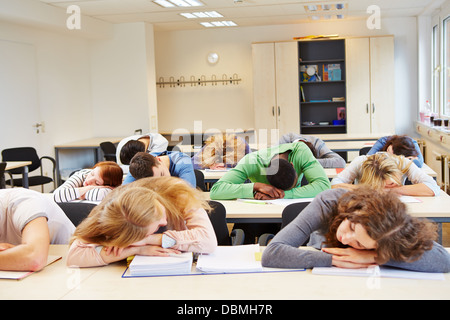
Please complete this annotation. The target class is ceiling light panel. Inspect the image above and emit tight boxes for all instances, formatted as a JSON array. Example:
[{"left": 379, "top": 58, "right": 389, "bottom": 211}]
[
  {"left": 180, "top": 11, "right": 223, "bottom": 19},
  {"left": 200, "top": 20, "right": 237, "bottom": 28},
  {"left": 153, "top": 0, "right": 204, "bottom": 8}
]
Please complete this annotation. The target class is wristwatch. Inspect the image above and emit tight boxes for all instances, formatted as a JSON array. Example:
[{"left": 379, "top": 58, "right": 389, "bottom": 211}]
[{"left": 161, "top": 233, "right": 177, "bottom": 249}]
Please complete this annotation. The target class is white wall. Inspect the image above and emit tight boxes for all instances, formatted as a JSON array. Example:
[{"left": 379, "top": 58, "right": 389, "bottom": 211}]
[
  {"left": 155, "top": 17, "right": 418, "bottom": 136},
  {"left": 90, "top": 22, "right": 158, "bottom": 137}
]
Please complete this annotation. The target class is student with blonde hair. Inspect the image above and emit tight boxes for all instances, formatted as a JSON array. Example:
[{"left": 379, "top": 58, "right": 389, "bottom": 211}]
[
  {"left": 262, "top": 186, "right": 450, "bottom": 272},
  {"left": 66, "top": 176, "right": 217, "bottom": 267},
  {"left": 191, "top": 134, "right": 250, "bottom": 170},
  {"left": 331, "top": 152, "right": 439, "bottom": 196}
]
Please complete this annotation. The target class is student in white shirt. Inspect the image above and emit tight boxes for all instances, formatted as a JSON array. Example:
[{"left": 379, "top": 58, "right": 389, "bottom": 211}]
[{"left": 0, "top": 188, "right": 75, "bottom": 271}]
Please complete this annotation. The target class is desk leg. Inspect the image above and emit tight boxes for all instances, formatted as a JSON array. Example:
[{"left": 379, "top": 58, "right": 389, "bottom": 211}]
[{"left": 22, "top": 166, "right": 29, "bottom": 188}]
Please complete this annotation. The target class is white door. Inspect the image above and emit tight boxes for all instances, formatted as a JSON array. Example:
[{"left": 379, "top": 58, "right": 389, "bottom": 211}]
[
  {"left": 370, "top": 36, "right": 395, "bottom": 134},
  {"left": 275, "top": 41, "right": 300, "bottom": 136},
  {"left": 252, "top": 42, "right": 277, "bottom": 132},
  {"left": 0, "top": 40, "right": 42, "bottom": 151},
  {"left": 346, "top": 37, "right": 371, "bottom": 134}
]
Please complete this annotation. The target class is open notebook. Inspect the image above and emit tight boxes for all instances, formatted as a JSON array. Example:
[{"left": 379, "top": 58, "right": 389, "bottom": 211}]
[{"left": 122, "top": 245, "right": 305, "bottom": 278}]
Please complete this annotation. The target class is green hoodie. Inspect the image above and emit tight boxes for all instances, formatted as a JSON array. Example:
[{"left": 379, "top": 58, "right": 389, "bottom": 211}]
[{"left": 210, "top": 143, "right": 331, "bottom": 200}]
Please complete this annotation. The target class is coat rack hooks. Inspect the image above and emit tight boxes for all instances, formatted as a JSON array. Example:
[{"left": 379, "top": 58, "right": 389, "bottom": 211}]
[{"left": 157, "top": 73, "right": 241, "bottom": 88}]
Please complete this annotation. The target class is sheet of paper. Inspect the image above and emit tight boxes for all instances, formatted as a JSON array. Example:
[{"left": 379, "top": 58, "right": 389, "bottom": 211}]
[
  {"left": 196, "top": 244, "right": 263, "bottom": 273},
  {"left": 398, "top": 196, "right": 422, "bottom": 203},
  {"left": 312, "top": 266, "right": 444, "bottom": 280},
  {"left": 0, "top": 255, "right": 61, "bottom": 280}
]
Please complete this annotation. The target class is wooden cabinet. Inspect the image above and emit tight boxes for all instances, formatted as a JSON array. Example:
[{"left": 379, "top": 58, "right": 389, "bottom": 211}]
[
  {"left": 252, "top": 36, "right": 394, "bottom": 137},
  {"left": 252, "top": 41, "right": 300, "bottom": 137},
  {"left": 345, "top": 36, "right": 395, "bottom": 134}
]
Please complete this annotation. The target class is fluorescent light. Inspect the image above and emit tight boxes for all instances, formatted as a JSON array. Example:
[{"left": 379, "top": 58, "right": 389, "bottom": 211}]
[
  {"left": 185, "top": 0, "right": 203, "bottom": 6},
  {"left": 200, "top": 20, "right": 237, "bottom": 28},
  {"left": 153, "top": 0, "right": 204, "bottom": 8},
  {"left": 180, "top": 12, "right": 196, "bottom": 18},
  {"left": 180, "top": 11, "right": 223, "bottom": 19},
  {"left": 200, "top": 22, "right": 214, "bottom": 27},
  {"left": 154, "top": 0, "right": 175, "bottom": 7},
  {"left": 306, "top": 5, "right": 318, "bottom": 11}
]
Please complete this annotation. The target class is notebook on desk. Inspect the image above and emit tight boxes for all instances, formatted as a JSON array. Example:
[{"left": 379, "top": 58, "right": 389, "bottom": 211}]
[{"left": 122, "top": 245, "right": 305, "bottom": 278}]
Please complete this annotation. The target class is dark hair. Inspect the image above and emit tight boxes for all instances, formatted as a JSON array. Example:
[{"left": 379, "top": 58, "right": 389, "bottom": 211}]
[
  {"left": 120, "top": 140, "right": 146, "bottom": 165},
  {"left": 129, "top": 152, "right": 159, "bottom": 180},
  {"left": 324, "top": 186, "right": 437, "bottom": 264},
  {"left": 381, "top": 135, "right": 419, "bottom": 158},
  {"left": 266, "top": 158, "right": 297, "bottom": 190}
]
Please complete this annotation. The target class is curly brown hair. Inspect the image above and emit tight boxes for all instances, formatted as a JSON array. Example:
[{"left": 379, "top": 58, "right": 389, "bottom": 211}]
[{"left": 324, "top": 186, "right": 437, "bottom": 264}]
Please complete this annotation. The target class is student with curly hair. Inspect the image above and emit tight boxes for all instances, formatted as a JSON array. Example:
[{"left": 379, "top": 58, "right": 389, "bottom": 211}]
[{"left": 262, "top": 186, "right": 450, "bottom": 272}]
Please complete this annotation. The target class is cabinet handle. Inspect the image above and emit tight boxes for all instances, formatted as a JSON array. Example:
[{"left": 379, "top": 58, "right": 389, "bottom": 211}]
[
  {"left": 372, "top": 103, "right": 375, "bottom": 113},
  {"left": 272, "top": 106, "right": 275, "bottom": 116},
  {"left": 366, "top": 103, "right": 369, "bottom": 114},
  {"left": 278, "top": 106, "right": 280, "bottom": 116}
]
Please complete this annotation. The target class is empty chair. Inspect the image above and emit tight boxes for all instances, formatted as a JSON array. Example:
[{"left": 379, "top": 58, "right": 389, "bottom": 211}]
[
  {"left": 2, "top": 147, "right": 56, "bottom": 192},
  {"left": 100, "top": 141, "right": 117, "bottom": 162},
  {"left": 208, "top": 200, "right": 244, "bottom": 246},
  {"left": 0, "top": 162, "right": 6, "bottom": 189},
  {"left": 57, "top": 202, "right": 97, "bottom": 226},
  {"left": 258, "top": 201, "right": 311, "bottom": 246},
  {"left": 194, "top": 169, "right": 206, "bottom": 191},
  {"left": 359, "top": 146, "right": 372, "bottom": 156}
]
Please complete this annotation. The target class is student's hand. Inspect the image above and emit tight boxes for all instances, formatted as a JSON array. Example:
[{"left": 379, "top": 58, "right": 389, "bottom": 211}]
[
  {"left": 331, "top": 183, "right": 357, "bottom": 191},
  {"left": 137, "top": 245, "right": 181, "bottom": 257},
  {"left": 209, "top": 163, "right": 226, "bottom": 170},
  {"left": 253, "top": 182, "right": 284, "bottom": 199},
  {"left": 0, "top": 243, "right": 15, "bottom": 251},
  {"left": 322, "top": 247, "right": 377, "bottom": 269}
]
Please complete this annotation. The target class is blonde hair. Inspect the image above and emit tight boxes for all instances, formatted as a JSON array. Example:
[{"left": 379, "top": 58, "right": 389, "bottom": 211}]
[
  {"left": 198, "top": 134, "right": 247, "bottom": 169},
  {"left": 360, "top": 153, "right": 412, "bottom": 189},
  {"left": 71, "top": 176, "right": 210, "bottom": 247}
]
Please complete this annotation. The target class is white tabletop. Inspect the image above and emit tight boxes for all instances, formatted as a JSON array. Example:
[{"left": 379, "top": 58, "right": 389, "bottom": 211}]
[{"left": 1, "top": 245, "right": 449, "bottom": 300}]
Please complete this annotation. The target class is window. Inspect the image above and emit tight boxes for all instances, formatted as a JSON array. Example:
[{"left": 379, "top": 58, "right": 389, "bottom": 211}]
[
  {"left": 443, "top": 16, "right": 450, "bottom": 117},
  {"left": 432, "top": 24, "right": 439, "bottom": 114}
]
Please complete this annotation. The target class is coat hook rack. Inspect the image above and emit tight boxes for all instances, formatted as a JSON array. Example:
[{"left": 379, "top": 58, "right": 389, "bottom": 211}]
[{"left": 157, "top": 73, "right": 241, "bottom": 88}]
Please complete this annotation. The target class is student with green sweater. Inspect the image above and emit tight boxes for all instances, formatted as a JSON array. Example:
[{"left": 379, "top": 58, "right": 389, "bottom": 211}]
[{"left": 210, "top": 142, "right": 331, "bottom": 200}]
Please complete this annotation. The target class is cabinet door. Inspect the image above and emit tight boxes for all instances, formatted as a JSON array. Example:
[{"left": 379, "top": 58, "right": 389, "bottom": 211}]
[
  {"left": 274, "top": 42, "right": 300, "bottom": 135},
  {"left": 252, "top": 42, "right": 277, "bottom": 131},
  {"left": 346, "top": 37, "right": 371, "bottom": 134},
  {"left": 370, "top": 36, "right": 395, "bottom": 134}
]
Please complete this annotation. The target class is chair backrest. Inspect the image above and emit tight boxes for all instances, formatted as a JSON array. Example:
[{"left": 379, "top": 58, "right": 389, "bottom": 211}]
[
  {"left": 1, "top": 147, "right": 40, "bottom": 174},
  {"left": 194, "top": 169, "right": 206, "bottom": 191},
  {"left": 207, "top": 200, "right": 231, "bottom": 245},
  {"left": 359, "top": 146, "right": 372, "bottom": 156},
  {"left": 281, "top": 201, "right": 311, "bottom": 229},
  {"left": 100, "top": 142, "right": 117, "bottom": 162},
  {"left": 57, "top": 202, "right": 98, "bottom": 226},
  {"left": 0, "top": 162, "right": 6, "bottom": 189}
]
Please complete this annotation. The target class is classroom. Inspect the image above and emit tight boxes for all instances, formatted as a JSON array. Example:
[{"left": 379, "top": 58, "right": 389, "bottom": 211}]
[{"left": 1, "top": 0, "right": 450, "bottom": 303}]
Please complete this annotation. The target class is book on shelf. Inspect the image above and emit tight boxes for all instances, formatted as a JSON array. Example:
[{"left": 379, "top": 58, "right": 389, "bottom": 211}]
[
  {"left": 328, "top": 64, "right": 341, "bottom": 81},
  {"left": 300, "top": 65, "right": 320, "bottom": 82}
]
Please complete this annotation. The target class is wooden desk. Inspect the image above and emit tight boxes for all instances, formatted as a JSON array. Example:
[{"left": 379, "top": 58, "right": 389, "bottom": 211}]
[
  {"left": 5, "top": 161, "right": 32, "bottom": 188},
  {"left": 201, "top": 164, "right": 438, "bottom": 184},
  {"left": 54, "top": 137, "right": 123, "bottom": 185},
  {"left": 213, "top": 192, "right": 450, "bottom": 243},
  {"left": 1, "top": 245, "right": 449, "bottom": 300}
]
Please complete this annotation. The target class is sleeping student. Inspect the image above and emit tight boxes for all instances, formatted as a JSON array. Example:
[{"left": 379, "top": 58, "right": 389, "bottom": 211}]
[
  {"left": 0, "top": 188, "right": 75, "bottom": 271},
  {"left": 53, "top": 161, "right": 123, "bottom": 203},
  {"left": 67, "top": 176, "right": 217, "bottom": 268},
  {"left": 261, "top": 186, "right": 450, "bottom": 273},
  {"left": 331, "top": 152, "right": 440, "bottom": 197}
]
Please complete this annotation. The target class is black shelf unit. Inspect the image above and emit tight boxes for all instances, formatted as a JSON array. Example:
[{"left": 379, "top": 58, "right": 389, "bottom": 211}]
[{"left": 298, "top": 39, "right": 346, "bottom": 134}]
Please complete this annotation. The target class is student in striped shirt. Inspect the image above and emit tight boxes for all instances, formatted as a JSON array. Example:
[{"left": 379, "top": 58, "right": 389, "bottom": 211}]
[{"left": 53, "top": 161, "right": 123, "bottom": 203}]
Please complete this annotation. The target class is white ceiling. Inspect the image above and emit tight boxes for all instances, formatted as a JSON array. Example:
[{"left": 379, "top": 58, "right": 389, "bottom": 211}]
[{"left": 38, "top": 0, "right": 446, "bottom": 31}]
